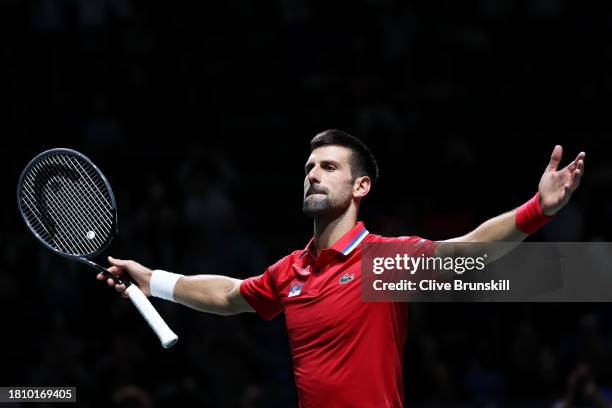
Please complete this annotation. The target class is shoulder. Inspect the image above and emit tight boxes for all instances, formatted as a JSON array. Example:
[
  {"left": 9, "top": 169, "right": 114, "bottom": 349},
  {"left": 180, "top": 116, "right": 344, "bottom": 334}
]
[
  {"left": 259, "top": 249, "right": 304, "bottom": 282},
  {"left": 367, "top": 233, "right": 434, "bottom": 245},
  {"left": 365, "top": 233, "right": 438, "bottom": 256},
  {"left": 267, "top": 249, "right": 303, "bottom": 272},
  {"left": 367, "top": 233, "right": 425, "bottom": 242},
  {"left": 241, "top": 249, "right": 303, "bottom": 294}
]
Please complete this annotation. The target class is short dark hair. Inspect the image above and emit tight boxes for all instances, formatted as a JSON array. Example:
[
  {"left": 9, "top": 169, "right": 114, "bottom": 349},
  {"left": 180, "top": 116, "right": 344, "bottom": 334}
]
[{"left": 310, "top": 129, "right": 379, "bottom": 185}]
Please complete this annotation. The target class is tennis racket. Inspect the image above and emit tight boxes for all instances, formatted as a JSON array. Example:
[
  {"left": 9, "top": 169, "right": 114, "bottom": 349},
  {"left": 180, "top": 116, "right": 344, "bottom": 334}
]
[{"left": 17, "top": 148, "right": 178, "bottom": 348}]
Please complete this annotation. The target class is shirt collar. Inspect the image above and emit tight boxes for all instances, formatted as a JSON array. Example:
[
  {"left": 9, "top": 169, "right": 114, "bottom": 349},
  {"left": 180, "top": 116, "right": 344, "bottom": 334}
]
[{"left": 302, "top": 221, "right": 370, "bottom": 259}]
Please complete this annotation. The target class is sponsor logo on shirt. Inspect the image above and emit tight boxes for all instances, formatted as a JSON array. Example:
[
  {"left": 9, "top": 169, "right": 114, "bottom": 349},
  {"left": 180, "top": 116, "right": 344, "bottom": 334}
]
[{"left": 339, "top": 273, "right": 355, "bottom": 284}]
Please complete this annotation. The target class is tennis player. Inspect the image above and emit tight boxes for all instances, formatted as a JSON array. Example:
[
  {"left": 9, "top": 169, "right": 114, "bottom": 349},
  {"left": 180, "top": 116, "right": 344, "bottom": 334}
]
[{"left": 98, "top": 130, "right": 585, "bottom": 407}]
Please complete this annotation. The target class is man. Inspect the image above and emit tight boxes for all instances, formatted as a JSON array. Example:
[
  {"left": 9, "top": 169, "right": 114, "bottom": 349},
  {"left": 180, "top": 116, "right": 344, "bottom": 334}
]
[{"left": 98, "top": 130, "right": 585, "bottom": 407}]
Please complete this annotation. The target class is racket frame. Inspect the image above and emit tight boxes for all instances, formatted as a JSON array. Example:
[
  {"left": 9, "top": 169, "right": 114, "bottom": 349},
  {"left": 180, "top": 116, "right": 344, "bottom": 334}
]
[{"left": 17, "top": 148, "right": 118, "bottom": 258}]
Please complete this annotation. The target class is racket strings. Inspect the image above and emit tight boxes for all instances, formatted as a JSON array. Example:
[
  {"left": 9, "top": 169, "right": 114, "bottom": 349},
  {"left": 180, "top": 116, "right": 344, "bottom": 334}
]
[
  {"left": 49, "top": 158, "right": 111, "bottom": 252},
  {"left": 43, "top": 155, "right": 112, "bottom": 249},
  {"left": 35, "top": 157, "right": 110, "bottom": 254},
  {"left": 30, "top": 161, "right": 101, "bottom": 254},
  {"left": 19, "top": 187, "right": 53, "bottom": 241},
  {"left": 53, "top": 155, "right": 113, "bottom": 230},
  {"left": 68, "top": 156, "right": 112, "bottom": 206},
  {"left": 32, "top": 160, "right": 97, "bottom": 250},
  {"left": 19, "top": 153, "right": 114, "bottom": 256},
  {"left": 21, "top": 180, "right": 84, "bottom": 254},
  {"left": 22, "top": 162, "right": 101, "bottom": 255}
]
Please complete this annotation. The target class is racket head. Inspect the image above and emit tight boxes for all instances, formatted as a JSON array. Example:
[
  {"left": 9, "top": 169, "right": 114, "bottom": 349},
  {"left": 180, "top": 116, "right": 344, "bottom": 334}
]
[{"left": 17, "top": 148, "right": 118, "bottom": 259}]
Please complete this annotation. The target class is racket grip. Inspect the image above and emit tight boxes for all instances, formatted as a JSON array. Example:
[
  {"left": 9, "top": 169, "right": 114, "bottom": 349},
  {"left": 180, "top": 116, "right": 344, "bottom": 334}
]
[{"left": 125, "top": 284, "right": 178, "bottom": 348}]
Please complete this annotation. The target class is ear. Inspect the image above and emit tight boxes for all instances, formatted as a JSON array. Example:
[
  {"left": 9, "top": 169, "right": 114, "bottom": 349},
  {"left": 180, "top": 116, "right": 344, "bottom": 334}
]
[{"left": 353, "top": 176, "right": 371, "bottom": 199}]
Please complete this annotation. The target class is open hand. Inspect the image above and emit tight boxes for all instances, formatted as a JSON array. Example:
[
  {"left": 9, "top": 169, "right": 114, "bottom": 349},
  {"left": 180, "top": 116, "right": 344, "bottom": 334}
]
[{"left": 538, "top": 145, "right": 585, "bottom": 216}]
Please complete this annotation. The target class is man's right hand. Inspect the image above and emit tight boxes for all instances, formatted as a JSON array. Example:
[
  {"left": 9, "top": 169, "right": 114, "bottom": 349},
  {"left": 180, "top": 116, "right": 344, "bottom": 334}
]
[{"left": 96, "top": 256, "right": 153, "bottom": 298}]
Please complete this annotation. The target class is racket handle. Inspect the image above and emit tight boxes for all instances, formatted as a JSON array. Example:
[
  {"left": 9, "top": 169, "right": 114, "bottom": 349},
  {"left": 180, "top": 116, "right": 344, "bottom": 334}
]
[{"left": 125, "top": 284, "right": 178, "bottom": 348}]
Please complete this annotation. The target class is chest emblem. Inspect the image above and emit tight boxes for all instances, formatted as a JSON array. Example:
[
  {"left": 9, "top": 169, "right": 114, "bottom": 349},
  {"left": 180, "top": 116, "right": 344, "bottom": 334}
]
[
  {"left": 339, "top": 273, "right": 355, "bottom": 284},
  {"left": 288, "top": 283, "right": 304, "bottom": 297}
]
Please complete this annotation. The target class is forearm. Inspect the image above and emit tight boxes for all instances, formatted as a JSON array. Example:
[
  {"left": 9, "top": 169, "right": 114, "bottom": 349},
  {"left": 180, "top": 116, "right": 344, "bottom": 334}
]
[
  {"left": 453, "top": 209, "right": 527, "bottom": 243},
  {"left": 437, "top": 193, "right": 551, "bottom": 262},
  {"left": 172, "top": 275, "right": 244, "bottom": 316},
  {"left": 437, "top": 210, "right": 525, "bottom": 261}
]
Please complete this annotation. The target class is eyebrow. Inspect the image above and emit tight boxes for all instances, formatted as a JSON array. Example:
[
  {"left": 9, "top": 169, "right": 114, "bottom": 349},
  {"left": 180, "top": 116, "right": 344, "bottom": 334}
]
[
  {"left": 320, "top": 160, "right": 340, "bottom": 167},
  {"left": 304, "top": 160, "right": 340, "bottom": 171}
]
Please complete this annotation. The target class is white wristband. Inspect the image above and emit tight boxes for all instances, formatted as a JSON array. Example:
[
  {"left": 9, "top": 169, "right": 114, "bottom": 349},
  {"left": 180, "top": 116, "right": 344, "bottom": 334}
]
[{"left": 150, "top": 269, "right": 183, "bottom": 301}]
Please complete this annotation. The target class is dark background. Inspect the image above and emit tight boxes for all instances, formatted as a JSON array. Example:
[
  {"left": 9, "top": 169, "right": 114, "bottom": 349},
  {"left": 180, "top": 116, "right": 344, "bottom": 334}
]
[{"left": 1, "top": 0, "right": 612, "bottom": 407}]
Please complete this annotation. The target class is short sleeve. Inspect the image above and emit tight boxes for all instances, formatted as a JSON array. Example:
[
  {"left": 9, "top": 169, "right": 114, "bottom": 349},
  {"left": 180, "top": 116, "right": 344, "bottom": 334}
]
[
  {"left": 399, "top": 236, "right": 438, "bottom": 257},
  {"left": 400, "top": 236, "right": 440, "bottom": 279},
  {"left": 240, "top": 267, "right": 283, "bottom": 321}
]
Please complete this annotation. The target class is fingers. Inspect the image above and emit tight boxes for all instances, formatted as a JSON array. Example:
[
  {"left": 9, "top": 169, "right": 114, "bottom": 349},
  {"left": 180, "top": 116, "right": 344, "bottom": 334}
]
[
  {"left": 551, "top": 149, "right": 586, "bottom": 192},
  {"left": 576, "top": 151, "right": 585, "bottom": 174},
  {"left": 96, "top": 265, "right": 122, "bottom": 280},
  {"left": 98, "top": 256, "right": 129, "bottom": 281},
  {"left": 114, "top": 283, "right": 127, "bottom": 293},
  {"left": 569, "top": 152, "right": 585, "bottom": 192},
  {"left": 108, "top": 256, "right": 128, "bottom": 267},
  {"left": 96, "top": 255, "right": 130, "bottom": 296},
  {"left": 100, "top": 276, "right": 128, "bottom": 294},
  {"left": 563, "top": 151, "right": 586, "bottom": 173},
  {"left": 571, "top": 168, "right": 584, "bottom": 192},
  {"left": 547, "top": 145, "right": 563, "bottom": 171},
  {"left": 109, "top": 280, "right": 127, "bottom": 296},
  {"left": 105, "top": 277, "right": 125, "bottom": 289}
]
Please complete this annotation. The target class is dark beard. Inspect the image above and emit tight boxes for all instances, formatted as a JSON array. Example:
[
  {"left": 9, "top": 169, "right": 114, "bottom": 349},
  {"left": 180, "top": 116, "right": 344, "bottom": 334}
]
[{"left": 302, "top": 195, "right": 333, "bottom": 217}]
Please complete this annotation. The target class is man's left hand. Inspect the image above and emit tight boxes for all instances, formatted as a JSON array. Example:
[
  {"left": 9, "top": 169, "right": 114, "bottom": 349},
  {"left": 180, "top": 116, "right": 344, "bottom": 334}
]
[{"left": 538, "top": 145, "right": 585, "bottom": 216}]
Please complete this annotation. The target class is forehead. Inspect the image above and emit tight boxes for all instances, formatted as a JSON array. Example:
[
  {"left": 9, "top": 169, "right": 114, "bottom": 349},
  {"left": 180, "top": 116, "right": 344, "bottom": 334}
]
[{"left": 306, "top": 145, "right": 352, "bottom": 164}]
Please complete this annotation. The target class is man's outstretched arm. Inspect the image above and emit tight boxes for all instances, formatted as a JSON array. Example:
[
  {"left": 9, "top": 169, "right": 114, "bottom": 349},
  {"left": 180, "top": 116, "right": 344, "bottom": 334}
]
[
  {"left": 435, "top": 145, "right": 585, "bottom": 261},
  {"left": 96, "top": 257, "right": 255, "bottom": 316}
]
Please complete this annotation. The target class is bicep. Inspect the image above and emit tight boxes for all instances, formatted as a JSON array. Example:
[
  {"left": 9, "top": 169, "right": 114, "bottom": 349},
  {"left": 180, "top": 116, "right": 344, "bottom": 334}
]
[
  {"left": 227, "top": 279, "right": 255, "bottom": 314},
  {"left": 435, "top": 236, "right": 471, "bottom": 257}
]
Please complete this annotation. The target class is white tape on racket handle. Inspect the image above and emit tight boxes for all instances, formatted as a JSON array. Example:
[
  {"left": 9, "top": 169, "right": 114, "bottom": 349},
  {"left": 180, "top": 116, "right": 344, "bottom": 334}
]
[{"left": 125, "top": 285, "right": 178, "bottom": 348}]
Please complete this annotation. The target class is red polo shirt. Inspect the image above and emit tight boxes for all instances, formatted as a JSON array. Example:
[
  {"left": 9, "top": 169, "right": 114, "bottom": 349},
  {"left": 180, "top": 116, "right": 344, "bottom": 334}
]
[{"left": 240, "top": 222, "right": 437, "bottom": 408}]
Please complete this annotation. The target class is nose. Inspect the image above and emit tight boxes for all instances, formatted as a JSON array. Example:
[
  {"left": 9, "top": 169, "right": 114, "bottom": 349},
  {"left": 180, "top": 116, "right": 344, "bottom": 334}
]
[{"left": 307, "top": 166, "right": 321, "bottom": 184}]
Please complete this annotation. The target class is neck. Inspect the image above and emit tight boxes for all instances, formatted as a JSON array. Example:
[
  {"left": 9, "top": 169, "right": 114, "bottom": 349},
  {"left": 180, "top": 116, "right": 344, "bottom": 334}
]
[{"left": 313, "top": 206, "right": 358, "bottom": 257}]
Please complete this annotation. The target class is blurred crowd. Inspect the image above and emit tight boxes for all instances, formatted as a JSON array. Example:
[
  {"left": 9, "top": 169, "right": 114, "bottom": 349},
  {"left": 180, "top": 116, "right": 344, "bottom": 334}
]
[{"left": 1, "top": 0, "right": 612, "bottom": 406}]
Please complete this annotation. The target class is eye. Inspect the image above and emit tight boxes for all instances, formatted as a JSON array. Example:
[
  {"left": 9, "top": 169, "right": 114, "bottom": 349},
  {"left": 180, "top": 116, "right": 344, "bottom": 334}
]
[{"left": 324, "top": 164, "right": 336, "bottom": 171}]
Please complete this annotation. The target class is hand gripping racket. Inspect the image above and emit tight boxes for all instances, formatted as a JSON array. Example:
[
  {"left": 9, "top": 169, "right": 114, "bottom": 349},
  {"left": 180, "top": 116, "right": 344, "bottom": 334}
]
[{"left": 17, "top": 148, "right": 178, "bottom": 348}]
